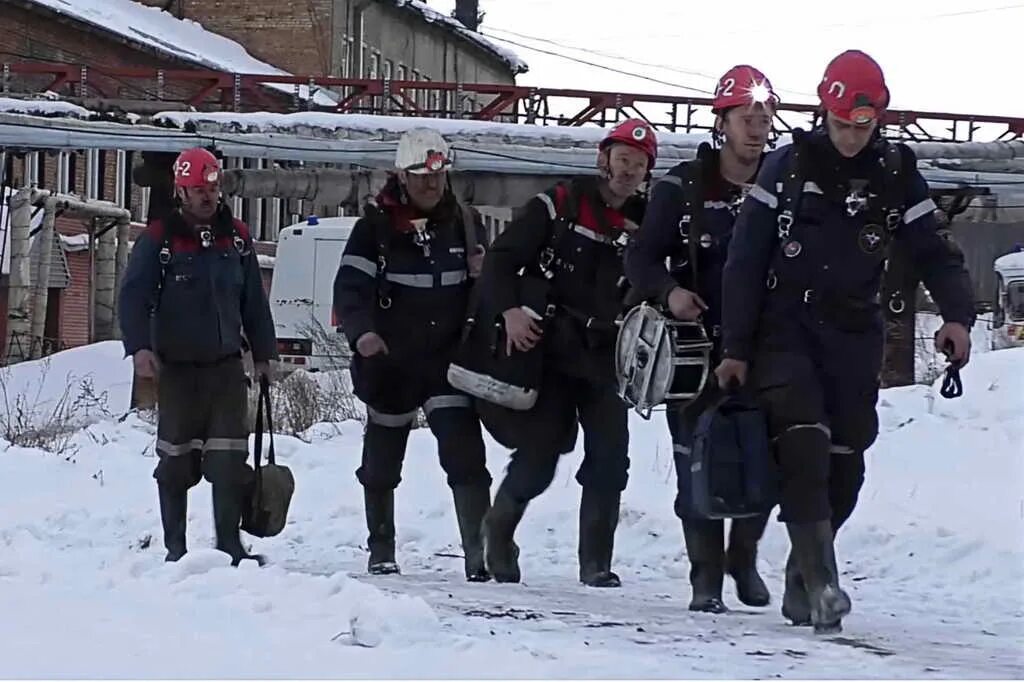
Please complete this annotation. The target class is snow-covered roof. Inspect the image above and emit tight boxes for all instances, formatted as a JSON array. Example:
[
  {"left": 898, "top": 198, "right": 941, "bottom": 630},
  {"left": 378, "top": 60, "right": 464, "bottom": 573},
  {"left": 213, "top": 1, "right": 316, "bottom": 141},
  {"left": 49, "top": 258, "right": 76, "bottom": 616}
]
[
  {"left": 0, "top": 96, "right": 96, "bottom": 119},
  {"left": 387, "top": 0, "right": 527, "bottom": 75},
  {"left": 23, "top": 0, "right": 336, "bottom": 106}
]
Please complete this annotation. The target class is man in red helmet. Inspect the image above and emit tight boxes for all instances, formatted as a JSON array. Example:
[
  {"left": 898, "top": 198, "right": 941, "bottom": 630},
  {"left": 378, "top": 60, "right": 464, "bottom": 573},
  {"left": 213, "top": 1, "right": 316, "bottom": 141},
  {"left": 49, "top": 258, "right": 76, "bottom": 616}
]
[
  {"left": 476, "top": 118, "right": 655, "bottom": 587},
  {"left": 119, "top": 146, "right": 277, "bottom": 566},
  {"left": 717, "top": 50, "right": 974, "bottom": 633},
  {"left": 625, "top": 65, "right": 778, "bottom": 613}
]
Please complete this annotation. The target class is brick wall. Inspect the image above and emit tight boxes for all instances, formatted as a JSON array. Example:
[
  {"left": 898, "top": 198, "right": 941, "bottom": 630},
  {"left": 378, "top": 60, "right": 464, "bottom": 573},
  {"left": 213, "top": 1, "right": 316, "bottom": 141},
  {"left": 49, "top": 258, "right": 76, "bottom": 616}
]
[
  {"left": 132, "top": 0, "right": 335, "bottom": 77},
  {"left": 1, "top": 2, "right": 298, "bottom": 109}
]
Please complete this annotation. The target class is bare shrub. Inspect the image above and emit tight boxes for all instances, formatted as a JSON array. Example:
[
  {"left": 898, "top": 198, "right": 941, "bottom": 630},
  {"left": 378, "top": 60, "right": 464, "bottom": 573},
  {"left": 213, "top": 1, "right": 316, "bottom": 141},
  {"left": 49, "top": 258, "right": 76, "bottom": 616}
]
[
  {"left": 257, "top": 369, "right": 363, "bottom": 438},
  {"left": 0, "top": 359, "right": 111, "bottom": 460}
]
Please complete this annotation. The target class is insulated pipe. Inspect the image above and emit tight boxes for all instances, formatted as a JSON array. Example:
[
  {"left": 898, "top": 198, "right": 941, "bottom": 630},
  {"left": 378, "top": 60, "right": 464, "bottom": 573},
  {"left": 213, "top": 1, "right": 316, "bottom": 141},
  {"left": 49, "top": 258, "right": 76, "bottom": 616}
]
[
  {"left": 6, "top": 187, "right": 34, "bottom": 363},
  {"left": 28, "top": 195, "right": 58, "bottom": 358}
]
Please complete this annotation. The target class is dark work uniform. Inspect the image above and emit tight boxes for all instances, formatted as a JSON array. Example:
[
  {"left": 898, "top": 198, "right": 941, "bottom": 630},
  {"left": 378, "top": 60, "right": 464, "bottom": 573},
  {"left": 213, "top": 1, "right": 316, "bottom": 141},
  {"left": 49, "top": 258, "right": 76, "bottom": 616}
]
[
  {"left": 721, "top": 129, "right": 974, "bottom": 630},
  {"left": 624, "top": 144, "right": 770, "bottom": 612},
  {"left": 332, "top": 178, "right": 491, "bottom": 580},
  {"left": 479, "top": 177, "right": 645, "bottom": 587},
  {"left": 118, "top": 204, "right": 277, "bottom": 565}
]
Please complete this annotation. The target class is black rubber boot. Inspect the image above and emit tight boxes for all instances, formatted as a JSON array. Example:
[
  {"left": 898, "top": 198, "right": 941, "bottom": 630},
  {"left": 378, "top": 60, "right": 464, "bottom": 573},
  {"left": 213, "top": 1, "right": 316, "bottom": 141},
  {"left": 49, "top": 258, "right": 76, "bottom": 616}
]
[
  {"left": 364, "top": 488, "right": 400, "bottom": 575},
  {"left": 578, "top": 488, "right": 622, "bottom": 588},
  {"left": 782, "top": 549, "right": 812, "bottom": 626},
  {"left": 785, "top": 467, "right": 861, "bottom": 627},
  {"left": 483, "top": 481, "right": 527, "bottom": 583},
  {"left": 452, "top": 483, "right": 491, "bottom": 582},
  {"left": 725, "top": 514, "right": 770, "bottom": 607},
  {"left": 786, "top": 520, "right": 852, "bottom": 634},
  {"left": 212, "top": 483, "right": 265, "bottom": 567},
  {"left": 682, "top": 519, "right": 727, "bottom": 613},
  {"left": 158, "top": 484, "right": 188, "bottom": 562}
]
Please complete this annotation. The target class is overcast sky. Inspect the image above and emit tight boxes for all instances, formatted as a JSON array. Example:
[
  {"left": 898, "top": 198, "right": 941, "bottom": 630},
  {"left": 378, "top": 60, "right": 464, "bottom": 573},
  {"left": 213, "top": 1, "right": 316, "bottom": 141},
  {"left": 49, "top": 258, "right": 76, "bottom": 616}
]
[{"left": 431, "top": 0, "right": 1023, "bottom": 118}]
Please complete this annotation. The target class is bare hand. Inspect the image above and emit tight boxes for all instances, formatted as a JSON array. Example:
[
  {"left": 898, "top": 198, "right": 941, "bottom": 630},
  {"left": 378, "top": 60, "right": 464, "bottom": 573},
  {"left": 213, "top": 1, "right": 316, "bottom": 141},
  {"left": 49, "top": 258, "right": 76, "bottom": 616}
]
[
  {"left": 667, "top": 287, "right": 708, "bottom": 321},
  {"left": 935, "top": 322, "right": 971, "bottom": 368},
  {"left": 715, "top": 358, "right": 748, "bottom": 390},
  {"left": 254, "top": 361, "right": 274, "bottom": 385},
  {"left": 133, "top": 349, "right": 160, "bottom": 380},
  {"left": 356, "top": 332, "right": 389, "bottom": 358},
  {"left": 503, "top": 307, "right": 543, "bottom": 355},
  {"left": 467, "top": 245, "right": 486, "bottom": 279}
]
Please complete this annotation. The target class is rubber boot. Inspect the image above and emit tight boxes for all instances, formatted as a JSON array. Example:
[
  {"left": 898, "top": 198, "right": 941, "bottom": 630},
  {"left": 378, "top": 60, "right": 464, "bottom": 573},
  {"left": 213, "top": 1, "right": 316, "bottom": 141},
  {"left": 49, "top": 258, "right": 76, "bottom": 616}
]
[
  {"left": 682, "top": 519, "right": 727, "bottom": 613},
  {"left": 157, "top": 484, "right": 188, "bottom": 562},
  {"left": 483, "top": 481, "right": 527, "bottom": 583},
  {"left": 786, "top": 520, "right": 852, "bottom": 634},
  {"left": 782, "top": 549, "right": 812, "bottom": 626},
  {"left": 578, "top": 488, "right": 622, "bottom": 588},
  {"left": 725, "top": 514, "right": 770, "bottom": 607},
  {"left": 212, "top": 483, "right": 265, "bottom": 567},
  {"left": 364, "top": 488, "right": 400, "bottom": 575},
  {"left": 785, "top": 458, "right": 862, "bottom": 626},
  {"left": 452, "top": 483, "right": 491, "bottom": 582}
]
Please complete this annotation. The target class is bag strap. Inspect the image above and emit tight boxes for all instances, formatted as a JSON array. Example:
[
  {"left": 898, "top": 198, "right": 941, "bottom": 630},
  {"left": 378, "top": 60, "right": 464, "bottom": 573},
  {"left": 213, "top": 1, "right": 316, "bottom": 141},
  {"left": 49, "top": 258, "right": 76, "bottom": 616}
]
[{"left": 253, "top": 374, "right": 276, "bottom": 472}]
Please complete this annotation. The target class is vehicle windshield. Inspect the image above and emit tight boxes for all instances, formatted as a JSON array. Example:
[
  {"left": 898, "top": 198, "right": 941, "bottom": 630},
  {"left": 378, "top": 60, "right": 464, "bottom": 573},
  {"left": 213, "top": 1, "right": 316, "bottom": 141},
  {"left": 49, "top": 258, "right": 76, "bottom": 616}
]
[{"left": 1007, "top": 281, "right": 1024, "bottom": 321}]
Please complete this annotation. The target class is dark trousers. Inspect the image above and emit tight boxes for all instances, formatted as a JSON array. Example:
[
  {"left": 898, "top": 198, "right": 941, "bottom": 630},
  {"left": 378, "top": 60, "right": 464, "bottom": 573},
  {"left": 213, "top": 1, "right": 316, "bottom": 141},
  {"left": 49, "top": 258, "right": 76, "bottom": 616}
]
[
  {"left": 153, "top": 356, "right": 252, "bottom": 490},
  {"left": 751, "top": 349, "right": 876, "bottom": 524},
  {"left": 492, "top": 371, "right": 630, "bottom": 502},
  {"left": 353, "top": 354, "right": 490, "bottom": 492}
]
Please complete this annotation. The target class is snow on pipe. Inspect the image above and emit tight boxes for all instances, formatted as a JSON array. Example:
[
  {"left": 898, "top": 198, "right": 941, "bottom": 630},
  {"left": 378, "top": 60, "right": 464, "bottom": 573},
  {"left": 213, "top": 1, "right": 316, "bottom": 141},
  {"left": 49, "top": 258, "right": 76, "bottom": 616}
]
[
  {"left": 28, "top": 189, "right": 131, "bottom": 221},
  {"left": 221, "top": 168, "right": 570, "bottom": 207},
  {"left": 910, "top": 139, "right": 1024, "bottom": 161}
]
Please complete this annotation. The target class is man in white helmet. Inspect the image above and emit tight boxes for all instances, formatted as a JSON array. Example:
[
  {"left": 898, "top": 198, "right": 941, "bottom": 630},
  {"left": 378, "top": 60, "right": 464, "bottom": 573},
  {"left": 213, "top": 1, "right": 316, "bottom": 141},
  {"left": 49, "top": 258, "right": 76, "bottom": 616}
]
[{"left": 333, "top": 127, "right": 492, "bottom": 580}]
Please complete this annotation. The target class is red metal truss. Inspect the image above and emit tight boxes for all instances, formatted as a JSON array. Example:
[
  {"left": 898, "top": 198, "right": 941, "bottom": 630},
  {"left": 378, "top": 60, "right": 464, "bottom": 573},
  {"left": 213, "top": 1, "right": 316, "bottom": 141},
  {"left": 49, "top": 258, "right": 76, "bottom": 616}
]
[{"left": 2, "top": 61, "right": 1022, "bottom": 142}]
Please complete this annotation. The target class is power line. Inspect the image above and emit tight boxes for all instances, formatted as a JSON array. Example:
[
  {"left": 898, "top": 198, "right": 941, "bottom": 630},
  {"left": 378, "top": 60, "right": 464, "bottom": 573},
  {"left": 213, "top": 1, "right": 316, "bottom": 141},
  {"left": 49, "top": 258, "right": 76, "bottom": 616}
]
[
  {"left": 482, "top": 25, "right": 818, "bottom": 99},
  {"left": 475, "top": 32, "right": 715, "bottom": 96}
]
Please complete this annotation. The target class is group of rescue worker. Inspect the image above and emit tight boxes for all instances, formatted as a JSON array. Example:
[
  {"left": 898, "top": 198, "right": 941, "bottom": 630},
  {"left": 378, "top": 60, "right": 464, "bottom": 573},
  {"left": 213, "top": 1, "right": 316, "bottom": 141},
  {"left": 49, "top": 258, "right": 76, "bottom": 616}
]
[{"left": 119, "top": 47, "right": 975, "bottom": 636}]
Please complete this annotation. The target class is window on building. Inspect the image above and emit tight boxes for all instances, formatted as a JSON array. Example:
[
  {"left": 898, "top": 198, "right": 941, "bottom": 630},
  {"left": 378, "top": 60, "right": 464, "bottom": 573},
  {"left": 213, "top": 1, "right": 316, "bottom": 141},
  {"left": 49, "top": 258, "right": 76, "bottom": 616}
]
[
  {"left": 384, "top": 59, "right": 394, "bottom": 81},
  {"left": 368, "top": 51, "right": 380, "bottom": 79},
  {"left": 397, "top": 64, "right": 407, "bottom": 82}
]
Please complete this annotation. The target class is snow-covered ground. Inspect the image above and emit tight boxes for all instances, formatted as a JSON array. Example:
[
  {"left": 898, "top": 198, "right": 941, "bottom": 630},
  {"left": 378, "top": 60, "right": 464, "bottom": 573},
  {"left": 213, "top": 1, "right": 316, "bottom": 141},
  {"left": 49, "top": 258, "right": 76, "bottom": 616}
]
[{"left": 0, "top": 343, "right": 1021, "bottom": 678}]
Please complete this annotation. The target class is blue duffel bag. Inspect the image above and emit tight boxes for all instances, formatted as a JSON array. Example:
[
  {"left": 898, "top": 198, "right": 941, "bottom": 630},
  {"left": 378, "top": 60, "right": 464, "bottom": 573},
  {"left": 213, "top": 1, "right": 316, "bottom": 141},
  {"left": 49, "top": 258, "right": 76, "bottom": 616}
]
[{"left": 689, "top": 395, "right": 779, "bottom": 520}]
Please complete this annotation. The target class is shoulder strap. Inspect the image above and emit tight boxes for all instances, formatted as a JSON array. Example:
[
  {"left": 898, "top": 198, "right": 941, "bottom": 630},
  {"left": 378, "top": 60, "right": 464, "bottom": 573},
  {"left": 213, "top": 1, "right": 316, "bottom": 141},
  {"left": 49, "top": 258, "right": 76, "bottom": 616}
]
[
  {"left": 879, "top": 142, "right": 912, "bottom": 316},
  {"left": 679, "top": 159, "right": 705, "bottom": 292},
  {"left": 458, "top": 201, "right": 479, "bottom": 254},
  {"left": 369, "top": 208, "right": 393, "bottom": 309},
  {"left": 775, "top": 132, "right": 807, "bottom": 245},
  {"left": 539, "top": 182, "right": 578, "bottom": 278}
]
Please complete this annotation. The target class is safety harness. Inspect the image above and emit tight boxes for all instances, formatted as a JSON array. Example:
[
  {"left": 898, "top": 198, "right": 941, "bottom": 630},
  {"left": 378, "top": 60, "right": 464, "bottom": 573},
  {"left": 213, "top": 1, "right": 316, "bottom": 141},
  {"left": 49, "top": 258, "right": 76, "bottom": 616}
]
[{"left": 766, "top": 131, "right": 910, "bottom": 316}]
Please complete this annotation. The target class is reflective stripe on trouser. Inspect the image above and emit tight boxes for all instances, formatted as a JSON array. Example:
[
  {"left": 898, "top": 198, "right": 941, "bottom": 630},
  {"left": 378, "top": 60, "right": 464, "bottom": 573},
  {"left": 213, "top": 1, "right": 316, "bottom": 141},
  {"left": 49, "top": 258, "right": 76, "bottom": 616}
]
[
  {"left": 156, "top": 437, "right": 249, "bottom": 456},
  {"left": 366, "top": 406, "right": 419, "bottom": 427},
  {"left": 423, "top": 394, "right": 472, "bottom": 417}
]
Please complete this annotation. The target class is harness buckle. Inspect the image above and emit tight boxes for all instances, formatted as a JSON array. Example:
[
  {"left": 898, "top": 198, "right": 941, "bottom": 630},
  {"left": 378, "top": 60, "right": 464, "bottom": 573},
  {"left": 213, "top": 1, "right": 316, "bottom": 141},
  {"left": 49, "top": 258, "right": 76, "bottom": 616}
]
[
  {"left": 766, "top": 271, "right": 778, "bottom": 290},
  {"left": 885, "top": 209, "right": 902, "bottom": 230},
  {"left": 888, "top": 292, "right": 906, "bottom": 315},
  {"left": 777, "top": 211, "right": 793, "bottom": 240},
  {"left": 158, "top": 247, "right": 171, "bottom": 265},
  {"left": 803, "top": 288, "right": 815, "bottom": 304},
  {"left": 379, "top": 295, "right": 392, "bottom": 310}
]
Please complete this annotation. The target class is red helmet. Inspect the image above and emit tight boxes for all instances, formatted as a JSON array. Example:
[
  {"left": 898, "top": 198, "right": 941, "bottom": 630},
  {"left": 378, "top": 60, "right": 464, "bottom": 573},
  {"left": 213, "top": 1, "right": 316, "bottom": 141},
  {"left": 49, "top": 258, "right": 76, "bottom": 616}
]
[
  {"left": 712, "top": 65, "right": 779, "bottom": 114},
  {"left": 817, "top": 50, "right": 890, "bottom": 125},
  {"left": 599, "top": 118, "right": 657, "bottom": 169},
  {"left": 173, "top": 147, "right": 222, "bottom": 188}
]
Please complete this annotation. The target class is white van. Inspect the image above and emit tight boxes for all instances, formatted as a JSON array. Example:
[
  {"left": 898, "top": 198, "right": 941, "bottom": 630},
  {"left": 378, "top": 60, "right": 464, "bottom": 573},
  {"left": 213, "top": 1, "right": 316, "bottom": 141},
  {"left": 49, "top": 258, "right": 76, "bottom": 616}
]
[{"left": 269, "top": 215, "right": 359, "bottom": 372}]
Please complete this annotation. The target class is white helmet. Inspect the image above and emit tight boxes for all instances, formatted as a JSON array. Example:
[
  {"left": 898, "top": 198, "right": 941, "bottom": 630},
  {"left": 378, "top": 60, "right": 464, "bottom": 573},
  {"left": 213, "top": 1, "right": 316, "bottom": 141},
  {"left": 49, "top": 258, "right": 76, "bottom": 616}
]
[{"left": 395, "top": 127, "right": 453, "bottom": 174}]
